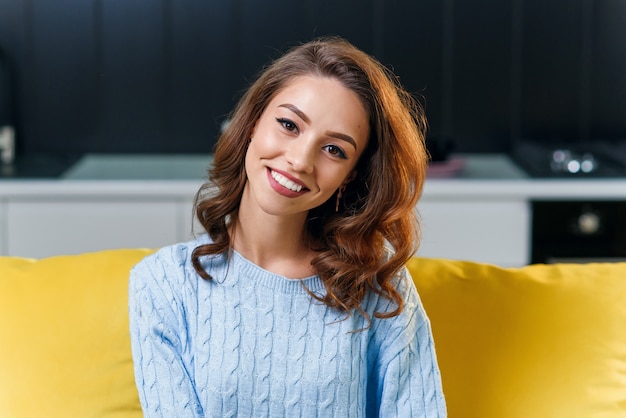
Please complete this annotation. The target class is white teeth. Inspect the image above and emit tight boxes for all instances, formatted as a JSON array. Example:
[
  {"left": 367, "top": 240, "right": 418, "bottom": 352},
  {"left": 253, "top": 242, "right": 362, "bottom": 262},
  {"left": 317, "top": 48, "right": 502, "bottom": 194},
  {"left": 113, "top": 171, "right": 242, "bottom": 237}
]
[{"left": 271, "top": 170, "right": 303, "bottom": 192}]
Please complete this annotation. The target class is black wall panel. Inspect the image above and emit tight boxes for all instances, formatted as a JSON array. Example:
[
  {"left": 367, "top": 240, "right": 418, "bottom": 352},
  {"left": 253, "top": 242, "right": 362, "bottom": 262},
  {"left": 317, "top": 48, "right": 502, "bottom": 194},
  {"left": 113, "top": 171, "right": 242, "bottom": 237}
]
[
  {"left": 0, "top": 0, "right": 624, "bottom": 156},
  {"left": 521, "top": 0, "right": 585, "bottom": 140},
  {"left": 591, "top": 0, "right": 626, "bottom": 137},
  {"left": 383, "top": 0, "right": 443, "bottom": 136},
  {"left": 451, "top": 0, "right": 514, "bottom": 151}
]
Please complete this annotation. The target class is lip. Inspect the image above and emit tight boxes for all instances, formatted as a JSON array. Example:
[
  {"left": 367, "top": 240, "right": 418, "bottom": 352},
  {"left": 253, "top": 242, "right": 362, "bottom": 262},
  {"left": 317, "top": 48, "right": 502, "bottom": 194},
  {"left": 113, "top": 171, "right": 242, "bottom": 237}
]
[{"left": 266, "top": 168, "right": 309, "bottom": 198}]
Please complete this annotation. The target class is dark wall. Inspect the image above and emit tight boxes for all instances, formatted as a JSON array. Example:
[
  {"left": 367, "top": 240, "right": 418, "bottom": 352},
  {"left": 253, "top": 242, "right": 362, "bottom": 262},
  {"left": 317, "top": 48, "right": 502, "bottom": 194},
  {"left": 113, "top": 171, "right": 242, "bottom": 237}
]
[{"left": 0, "top": 0, "right": 624, "bottom": 156}]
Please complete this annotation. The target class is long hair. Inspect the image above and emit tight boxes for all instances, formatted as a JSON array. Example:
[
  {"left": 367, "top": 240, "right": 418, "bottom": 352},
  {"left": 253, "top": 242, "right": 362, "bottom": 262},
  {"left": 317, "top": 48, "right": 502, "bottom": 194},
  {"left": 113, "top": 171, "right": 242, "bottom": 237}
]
[{"left": 192, "top": 36, "right": 428, "bottom": 321}]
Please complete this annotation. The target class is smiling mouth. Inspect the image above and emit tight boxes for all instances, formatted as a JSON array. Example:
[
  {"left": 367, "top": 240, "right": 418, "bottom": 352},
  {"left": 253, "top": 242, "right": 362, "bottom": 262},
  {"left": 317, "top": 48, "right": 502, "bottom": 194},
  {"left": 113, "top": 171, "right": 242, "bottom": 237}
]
[{"left": 269, "top": 169, "right": 305, "bottom": 192}]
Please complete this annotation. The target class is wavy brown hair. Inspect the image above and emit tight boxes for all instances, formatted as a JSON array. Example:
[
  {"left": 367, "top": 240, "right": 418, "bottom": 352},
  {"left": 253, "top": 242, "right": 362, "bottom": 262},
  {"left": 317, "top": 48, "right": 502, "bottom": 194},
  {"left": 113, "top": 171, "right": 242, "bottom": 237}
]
[{"left": 192, "top": 36, "right": 428, "bottom": 321}]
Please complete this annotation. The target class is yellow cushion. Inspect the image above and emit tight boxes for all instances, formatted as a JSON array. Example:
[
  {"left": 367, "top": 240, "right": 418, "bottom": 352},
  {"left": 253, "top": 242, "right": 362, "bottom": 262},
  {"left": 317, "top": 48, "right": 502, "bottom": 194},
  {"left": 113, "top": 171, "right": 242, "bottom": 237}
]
[
  {"left": 409, "top": 258, "right": 626, "bottom": 418},
  {"left": 0, "top": 249, "right": 154, "bottom": 418}
]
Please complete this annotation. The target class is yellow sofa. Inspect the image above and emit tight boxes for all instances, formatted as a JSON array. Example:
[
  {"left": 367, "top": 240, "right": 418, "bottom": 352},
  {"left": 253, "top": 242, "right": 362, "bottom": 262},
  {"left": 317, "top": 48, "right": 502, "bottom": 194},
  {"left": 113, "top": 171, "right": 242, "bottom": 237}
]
[{"left": 1, "top": 249, "right": 625, "bottom": 417}]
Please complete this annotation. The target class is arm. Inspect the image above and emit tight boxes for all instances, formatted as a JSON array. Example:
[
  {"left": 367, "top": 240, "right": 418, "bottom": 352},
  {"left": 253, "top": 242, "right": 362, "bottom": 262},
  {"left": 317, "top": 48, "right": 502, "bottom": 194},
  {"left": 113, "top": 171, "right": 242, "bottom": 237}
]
[
  {"left": 129, "top": 256, "right": 204, "bottom": 418},
  {"left": 377, "top": 320, "right": 447, "bottom": 417},
  {"left": 371, "top": 269, "right": 447, "bottom": 417}
]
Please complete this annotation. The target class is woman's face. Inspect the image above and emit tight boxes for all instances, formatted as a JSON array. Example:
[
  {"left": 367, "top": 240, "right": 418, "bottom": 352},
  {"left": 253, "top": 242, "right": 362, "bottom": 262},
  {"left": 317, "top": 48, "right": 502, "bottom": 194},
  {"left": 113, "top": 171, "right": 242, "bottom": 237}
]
[{"left": 243, "top": 75, "right": 369, "bottom": 218}]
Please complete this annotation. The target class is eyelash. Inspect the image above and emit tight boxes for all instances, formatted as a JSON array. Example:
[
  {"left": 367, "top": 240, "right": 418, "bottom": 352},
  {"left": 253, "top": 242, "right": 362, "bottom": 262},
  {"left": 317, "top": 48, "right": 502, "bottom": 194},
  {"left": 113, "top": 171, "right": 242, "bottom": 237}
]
[{"left": 275, "top": 117, "right": 347, "bottom": 159}]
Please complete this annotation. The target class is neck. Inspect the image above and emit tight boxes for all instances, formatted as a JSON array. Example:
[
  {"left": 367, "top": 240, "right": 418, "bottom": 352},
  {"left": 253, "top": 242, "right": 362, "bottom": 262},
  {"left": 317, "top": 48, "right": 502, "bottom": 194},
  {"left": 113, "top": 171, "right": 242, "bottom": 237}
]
[{"left": 231, "top": 187, "right": 315, "bottom": 278}]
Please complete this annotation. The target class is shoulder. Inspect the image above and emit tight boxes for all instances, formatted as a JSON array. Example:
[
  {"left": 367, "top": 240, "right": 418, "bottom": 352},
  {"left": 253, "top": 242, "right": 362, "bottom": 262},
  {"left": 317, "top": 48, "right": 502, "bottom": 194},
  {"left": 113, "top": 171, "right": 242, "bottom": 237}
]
[
  {"left": 137, "top": 233, "right": 213, "bottom": 266},
  {"left": 365, "top": 250, "right": 422, "bottom": 322},
  {"left": 366, "top": 265, "right": 429, "bottom": 356},
  {"left": 129, "top": 234, "right": 217, "bottom": 295}
]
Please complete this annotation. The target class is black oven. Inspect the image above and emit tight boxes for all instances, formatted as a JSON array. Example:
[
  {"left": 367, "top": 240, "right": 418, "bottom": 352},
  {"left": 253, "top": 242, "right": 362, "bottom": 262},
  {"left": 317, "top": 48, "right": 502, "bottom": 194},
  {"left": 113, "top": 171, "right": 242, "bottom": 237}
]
[{"left": 531, "top": 200, "right": 626, "bottom": 263}]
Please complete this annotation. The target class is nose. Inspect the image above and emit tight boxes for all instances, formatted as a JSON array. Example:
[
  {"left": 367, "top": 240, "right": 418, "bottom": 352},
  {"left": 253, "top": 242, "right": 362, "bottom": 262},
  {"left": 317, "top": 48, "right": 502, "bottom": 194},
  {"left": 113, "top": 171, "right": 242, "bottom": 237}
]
[{"left": 285, "top": 139, "right": 316, "bottom": 174}]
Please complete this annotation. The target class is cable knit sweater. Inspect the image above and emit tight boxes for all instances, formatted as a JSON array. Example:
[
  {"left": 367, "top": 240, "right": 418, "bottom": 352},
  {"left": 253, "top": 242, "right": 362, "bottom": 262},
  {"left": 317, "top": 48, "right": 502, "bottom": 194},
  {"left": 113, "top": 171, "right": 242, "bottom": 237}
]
[{"left": 129, "top": 235, "right": 446, "bottom": 417}]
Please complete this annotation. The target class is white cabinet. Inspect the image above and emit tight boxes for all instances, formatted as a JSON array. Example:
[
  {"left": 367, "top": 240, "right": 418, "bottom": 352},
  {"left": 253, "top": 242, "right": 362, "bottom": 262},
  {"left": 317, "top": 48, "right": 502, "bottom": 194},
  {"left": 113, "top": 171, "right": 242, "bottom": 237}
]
[
  {"left": 416, "top": 198, "right": 530, "bottom": 266},
  {"left": 6, "top": 198, "right": 186, "bottom": 258},
  {"left": 1, "top": 190, "right": 531, "bottom": 264},
  {"left": 181, "top": 198, "right": 203, "bottom": 242}
]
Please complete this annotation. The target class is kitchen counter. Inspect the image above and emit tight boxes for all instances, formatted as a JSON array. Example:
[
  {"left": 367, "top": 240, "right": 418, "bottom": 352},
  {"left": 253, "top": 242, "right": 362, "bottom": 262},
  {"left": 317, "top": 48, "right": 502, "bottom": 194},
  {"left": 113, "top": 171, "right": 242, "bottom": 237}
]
[
  {"left": 1, "top": 153, "right": 625, "bottom": 200},
  {"left": 0, "top": 154, "right": 210, "bottom": 198},
  {"left": 63, "top": 153, "right": 214, "bottom": 180}
]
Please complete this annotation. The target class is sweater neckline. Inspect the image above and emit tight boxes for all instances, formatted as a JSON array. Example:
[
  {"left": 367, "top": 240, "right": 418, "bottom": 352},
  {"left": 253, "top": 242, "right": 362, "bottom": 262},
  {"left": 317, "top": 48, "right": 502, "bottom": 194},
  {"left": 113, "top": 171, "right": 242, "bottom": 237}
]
[{"left": 231, "top": 250, "right": 326, "bottom": 295}]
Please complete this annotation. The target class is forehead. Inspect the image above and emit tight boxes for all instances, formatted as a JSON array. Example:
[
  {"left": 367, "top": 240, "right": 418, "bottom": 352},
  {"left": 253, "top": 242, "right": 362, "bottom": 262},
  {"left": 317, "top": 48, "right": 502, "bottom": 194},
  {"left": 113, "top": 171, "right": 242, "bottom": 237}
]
[
  {"left": 268, "top": 76, "right": 369, "bottom": 123},
  {"left": 272, "top": 75, "right": 355, "bottom": 101}
]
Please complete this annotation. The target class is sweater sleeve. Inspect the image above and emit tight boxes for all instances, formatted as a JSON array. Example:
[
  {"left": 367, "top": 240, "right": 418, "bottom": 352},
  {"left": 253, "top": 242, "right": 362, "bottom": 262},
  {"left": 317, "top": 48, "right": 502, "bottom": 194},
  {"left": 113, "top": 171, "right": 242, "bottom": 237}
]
[
  {"left": 372, "top": 269, "right": 447, "bottom": 417},
  {"left": 128, "top": 253, "right": 204, "bottom": 418},
  {"left": 377, "top": 321, "right": 447, "bottom": 417}
]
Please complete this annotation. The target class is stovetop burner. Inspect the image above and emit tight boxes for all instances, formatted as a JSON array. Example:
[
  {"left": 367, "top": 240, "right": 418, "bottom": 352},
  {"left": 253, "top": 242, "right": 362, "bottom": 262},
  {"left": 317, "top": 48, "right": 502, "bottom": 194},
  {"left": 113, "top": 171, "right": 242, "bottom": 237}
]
[{"left": 512, "top": 140, "right": 626, "bottom": 178}]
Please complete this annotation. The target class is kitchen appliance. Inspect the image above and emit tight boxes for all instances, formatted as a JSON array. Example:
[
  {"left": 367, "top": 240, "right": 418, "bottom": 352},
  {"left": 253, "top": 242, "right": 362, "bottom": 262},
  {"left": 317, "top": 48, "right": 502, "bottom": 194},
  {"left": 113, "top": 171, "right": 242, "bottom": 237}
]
[
  {"left": 514, "top": 139, "right": 626, "bottom": 263},
  {"left": 531, "top": 200, "right": 626, "bottom": 263},
  {"left": 512, "top": 139, "right": 626, "bottom": 178}
]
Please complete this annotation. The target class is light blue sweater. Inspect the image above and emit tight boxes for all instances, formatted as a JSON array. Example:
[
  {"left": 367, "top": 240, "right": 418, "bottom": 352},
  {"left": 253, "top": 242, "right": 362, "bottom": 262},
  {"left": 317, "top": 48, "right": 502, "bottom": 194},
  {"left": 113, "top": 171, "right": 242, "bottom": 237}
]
[{"left": 129, "top": 235, "right": 446, "bottom": 417}]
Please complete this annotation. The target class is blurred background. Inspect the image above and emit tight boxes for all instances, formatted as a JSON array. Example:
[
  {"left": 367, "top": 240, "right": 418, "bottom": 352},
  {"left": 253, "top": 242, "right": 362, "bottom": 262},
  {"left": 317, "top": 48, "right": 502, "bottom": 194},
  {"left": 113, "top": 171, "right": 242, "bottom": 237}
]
[
  {"left": 1, "top": 0, "right": 625, "bottom": 262},
  {"left": 0, "top": 0, "right": 624, "bottom": 158}
]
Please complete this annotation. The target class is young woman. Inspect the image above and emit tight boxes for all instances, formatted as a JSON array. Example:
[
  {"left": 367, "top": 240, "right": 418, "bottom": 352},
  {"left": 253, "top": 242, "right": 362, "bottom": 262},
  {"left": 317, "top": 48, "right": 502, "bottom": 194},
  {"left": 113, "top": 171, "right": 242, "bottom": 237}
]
[{"left": 129, "top": 36, "right": 446, "bottom": 417}]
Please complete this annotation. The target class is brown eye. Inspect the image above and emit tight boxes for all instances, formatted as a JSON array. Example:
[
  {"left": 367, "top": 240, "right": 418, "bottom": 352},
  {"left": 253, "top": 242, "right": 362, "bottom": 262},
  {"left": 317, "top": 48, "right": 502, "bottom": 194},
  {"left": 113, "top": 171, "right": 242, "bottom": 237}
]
[
  {"left": 323, "top": 145, "right": 347, "bottom": 159},
  {"left": 276, "top": 118, "right": 298, "bottom": 133}
]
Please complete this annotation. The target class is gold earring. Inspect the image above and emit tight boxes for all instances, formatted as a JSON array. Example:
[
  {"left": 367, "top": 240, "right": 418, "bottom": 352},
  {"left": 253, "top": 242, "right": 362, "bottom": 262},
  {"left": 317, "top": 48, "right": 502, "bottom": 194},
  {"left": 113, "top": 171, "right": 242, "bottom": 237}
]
[{"left": 335, "top": 185, "right": 346, "bottom": 212}]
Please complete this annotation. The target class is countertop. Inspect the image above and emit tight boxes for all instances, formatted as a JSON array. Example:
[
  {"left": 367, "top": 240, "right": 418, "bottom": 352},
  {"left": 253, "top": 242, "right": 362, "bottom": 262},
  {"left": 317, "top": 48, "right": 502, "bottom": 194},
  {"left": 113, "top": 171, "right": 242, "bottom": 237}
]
[{"left": 1, "top": 153, "right": 625, "bottom": 200}]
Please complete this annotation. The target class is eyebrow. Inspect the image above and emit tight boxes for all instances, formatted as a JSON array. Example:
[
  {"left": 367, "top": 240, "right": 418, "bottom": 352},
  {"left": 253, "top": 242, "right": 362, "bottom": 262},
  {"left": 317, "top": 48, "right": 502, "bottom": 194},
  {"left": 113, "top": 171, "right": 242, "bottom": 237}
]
[
  {"left": 278, "top": 103, "right": 358, "bottom": 150},
  {"left": 279, "top": 103, "right": 310, "bottom": 124},
  {"left": 326, "top": 131, "right": 357, "bottom": 150}
]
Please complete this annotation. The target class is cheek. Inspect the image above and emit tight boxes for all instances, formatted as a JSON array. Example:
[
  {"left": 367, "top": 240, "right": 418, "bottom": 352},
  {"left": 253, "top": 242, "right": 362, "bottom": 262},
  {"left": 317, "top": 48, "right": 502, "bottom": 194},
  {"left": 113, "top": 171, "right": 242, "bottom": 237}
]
[
  {"left": 319, "top": 169, "right": 351, "bottom": 191},
  {"left": 246, "top": 135, "right": 277, "bottom": 170},
  {"left": 248, "top": 138, "right": 268, "bottom": 159},
  {"left": 250, "top": 127, "right": 283, "bottom": 157}
]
